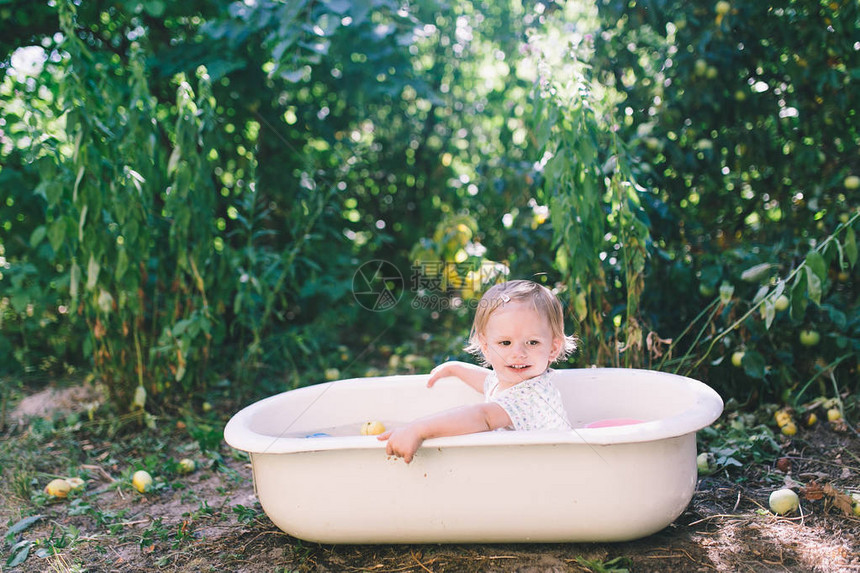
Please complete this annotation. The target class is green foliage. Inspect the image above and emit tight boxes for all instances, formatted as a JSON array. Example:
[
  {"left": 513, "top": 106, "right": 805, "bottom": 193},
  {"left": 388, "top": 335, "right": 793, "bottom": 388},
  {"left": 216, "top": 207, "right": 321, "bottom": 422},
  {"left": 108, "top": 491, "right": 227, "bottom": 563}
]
[
  {"left": 527, "top": 3, "right": 653, "bottom": 366},
  {"left": 572, "top": 555, "right": 633, "bottom": 573},
  {"left": 698, "top": 416, "right": 781, "bottom": 472},
  {"left": 44, "top": 2, "right": 225, "bottom": 407},
  {"left": 590, "top": 0, "right": 859, "bottom": 400},
  {"left": 0, "top": 0, "right": 857, "bottom": 412}
]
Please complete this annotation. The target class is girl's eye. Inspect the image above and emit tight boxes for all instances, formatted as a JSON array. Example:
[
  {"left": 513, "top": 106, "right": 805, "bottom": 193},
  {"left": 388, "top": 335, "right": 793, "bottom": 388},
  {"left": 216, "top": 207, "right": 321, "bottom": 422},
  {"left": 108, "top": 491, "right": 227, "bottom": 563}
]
[
  {"left": 527, "top": 340, "right": 540, "bottom": 346},
  {"left": 498, "top": 340, "right": 511, "bottom": 346}
]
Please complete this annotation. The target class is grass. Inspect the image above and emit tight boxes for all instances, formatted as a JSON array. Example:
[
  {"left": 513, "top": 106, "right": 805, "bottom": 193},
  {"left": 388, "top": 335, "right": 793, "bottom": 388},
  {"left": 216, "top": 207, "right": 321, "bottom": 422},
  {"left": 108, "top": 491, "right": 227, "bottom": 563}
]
[{"left": 1, "top": 393, "right": 256, "bottom": 572}]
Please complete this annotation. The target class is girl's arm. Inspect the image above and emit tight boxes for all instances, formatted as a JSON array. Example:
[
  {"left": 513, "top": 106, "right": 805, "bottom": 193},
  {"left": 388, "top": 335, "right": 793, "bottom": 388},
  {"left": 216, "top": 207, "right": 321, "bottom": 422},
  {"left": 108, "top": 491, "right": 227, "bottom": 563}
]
[
  {"left": 377, "top": 402, "right": 511, "bottom": 463},
  {"left": 427, "top": 361, "right": 490, "bottom": 393}
]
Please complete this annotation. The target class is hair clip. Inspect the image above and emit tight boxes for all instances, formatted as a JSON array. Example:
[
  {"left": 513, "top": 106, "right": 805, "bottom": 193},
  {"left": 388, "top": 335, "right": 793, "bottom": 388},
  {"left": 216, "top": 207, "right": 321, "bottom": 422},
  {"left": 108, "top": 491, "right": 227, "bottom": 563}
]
[{"left": 500, "top": 294, "right": 511, "bottom": 303}]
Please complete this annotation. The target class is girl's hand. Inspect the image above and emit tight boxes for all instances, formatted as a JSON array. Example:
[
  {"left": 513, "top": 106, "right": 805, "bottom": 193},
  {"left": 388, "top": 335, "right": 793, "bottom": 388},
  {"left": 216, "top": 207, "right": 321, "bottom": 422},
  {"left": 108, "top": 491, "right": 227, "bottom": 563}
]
[
  {"left": 427, "top": 362, "right": 462, "bottom": 387},
  {"left": 427, "top": 361, "right": 489, "bottom": 392},
  {"left": 377, "top": 427, "right": 424, "bottom": 464},
  {"left": 377, "top": 403, "right": 511, "bottom": 463}
]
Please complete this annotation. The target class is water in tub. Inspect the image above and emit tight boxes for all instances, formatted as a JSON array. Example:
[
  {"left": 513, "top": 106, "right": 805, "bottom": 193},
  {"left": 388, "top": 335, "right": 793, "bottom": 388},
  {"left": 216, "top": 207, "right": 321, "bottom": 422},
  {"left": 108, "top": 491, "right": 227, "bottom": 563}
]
[
  {"left": 288, "top": 417, "right": 646, "bottom": 437},
  {"left": 284, "top": 422, "right": 403, "bottom": 438}
]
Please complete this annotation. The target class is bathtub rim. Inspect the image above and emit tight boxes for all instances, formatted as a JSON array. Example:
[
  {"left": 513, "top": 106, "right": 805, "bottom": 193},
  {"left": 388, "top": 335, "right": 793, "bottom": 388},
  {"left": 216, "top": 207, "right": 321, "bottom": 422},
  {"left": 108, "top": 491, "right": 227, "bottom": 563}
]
[{"left": 224, "top": 367, "right": 724, "bottom": 455}]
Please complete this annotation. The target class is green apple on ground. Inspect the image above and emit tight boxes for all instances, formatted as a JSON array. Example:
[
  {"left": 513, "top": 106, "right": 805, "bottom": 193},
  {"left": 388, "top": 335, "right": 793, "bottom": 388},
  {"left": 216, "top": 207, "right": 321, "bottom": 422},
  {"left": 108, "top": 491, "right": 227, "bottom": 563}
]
[
  {"left": 696, "top": 452, "right": 712, "bottom": 473},
  {"left": 178, "top": 458, "right": 196, "bottom": 474},
  {"left": 769, "top": 488, "right": 799, "bottom": 515},
  {"left": 132, "top": 470, "right": 154, "bottom": 493}
]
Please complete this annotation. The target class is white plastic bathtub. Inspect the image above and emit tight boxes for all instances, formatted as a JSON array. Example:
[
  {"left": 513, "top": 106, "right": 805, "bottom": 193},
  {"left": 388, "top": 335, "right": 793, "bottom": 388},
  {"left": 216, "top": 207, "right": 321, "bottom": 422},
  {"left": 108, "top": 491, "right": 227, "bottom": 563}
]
[{"left": 224, "top": 368, "right": 723, "bottom": 544}]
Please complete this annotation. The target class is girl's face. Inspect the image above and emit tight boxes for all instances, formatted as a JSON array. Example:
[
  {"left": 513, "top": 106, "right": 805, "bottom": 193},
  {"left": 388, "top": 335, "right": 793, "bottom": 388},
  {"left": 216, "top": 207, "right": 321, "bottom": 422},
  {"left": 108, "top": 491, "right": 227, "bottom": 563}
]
[{"left": 478, "top": 300, "right": 563, "bottom": 388}]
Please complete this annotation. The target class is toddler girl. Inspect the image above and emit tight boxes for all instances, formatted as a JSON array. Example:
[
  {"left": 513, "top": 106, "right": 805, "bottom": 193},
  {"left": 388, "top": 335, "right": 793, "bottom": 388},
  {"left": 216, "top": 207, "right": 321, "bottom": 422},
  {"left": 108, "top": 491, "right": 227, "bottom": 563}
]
[{"left": 379, "top": 279, "right": 576, "bottom": 462}]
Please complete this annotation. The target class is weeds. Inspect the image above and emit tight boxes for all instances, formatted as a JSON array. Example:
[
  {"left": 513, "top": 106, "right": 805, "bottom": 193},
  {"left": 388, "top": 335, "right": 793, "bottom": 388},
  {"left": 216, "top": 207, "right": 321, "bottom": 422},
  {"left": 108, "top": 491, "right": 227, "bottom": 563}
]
[
  {"left": 698, "top": 412, "right": 782, "bottom": 474},
  {"left": 232, "top": 504, "right": 261, "bottom": 525},
  {"left": 573, "top": 555, "right": 633, "bottom": 573}
]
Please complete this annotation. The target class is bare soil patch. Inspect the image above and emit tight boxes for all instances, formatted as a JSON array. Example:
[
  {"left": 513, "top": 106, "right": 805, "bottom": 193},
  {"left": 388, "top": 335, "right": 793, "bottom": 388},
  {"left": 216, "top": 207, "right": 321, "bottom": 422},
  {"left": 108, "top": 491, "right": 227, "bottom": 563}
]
[{"left": 2, "top": 384, "right": 859, "bottom": 572}]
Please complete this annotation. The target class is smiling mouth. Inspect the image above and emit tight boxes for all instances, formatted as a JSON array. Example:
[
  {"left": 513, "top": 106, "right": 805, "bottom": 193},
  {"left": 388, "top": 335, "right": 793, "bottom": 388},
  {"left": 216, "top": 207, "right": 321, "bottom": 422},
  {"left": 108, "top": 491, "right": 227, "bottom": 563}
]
[{"left": 508, "top": 364, "right": 531, "bottom": 370}]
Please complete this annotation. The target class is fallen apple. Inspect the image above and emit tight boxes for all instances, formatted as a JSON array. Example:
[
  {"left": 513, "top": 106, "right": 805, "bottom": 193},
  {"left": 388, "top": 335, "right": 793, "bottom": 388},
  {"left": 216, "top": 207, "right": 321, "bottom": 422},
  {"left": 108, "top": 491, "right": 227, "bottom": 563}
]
[
  {"left": 827, "top": 408, "right": 842, "bottom": 422},
  {"left": 45, "top": 478, "right": 72, "bottom": 498},
  {"left": 696, "top": 452, "right": 711, "bottom": 473},
  {"left": 178, "top": 458, "right": 196, "bottom": 474},
  {"left": 132, "top": 470, "right": 154, "bottom": 493},
  {"left": 780, "top": 421, "right": 797, "bottom": 436},
  {"left": 769, "top": 488, "right": 799, "bottom": 515},
  {"left": 774, "top": 409, "right": 792, "bottom": 428},
  {"left": 66, "top": 477, "right": 86, "bottom": 491}
]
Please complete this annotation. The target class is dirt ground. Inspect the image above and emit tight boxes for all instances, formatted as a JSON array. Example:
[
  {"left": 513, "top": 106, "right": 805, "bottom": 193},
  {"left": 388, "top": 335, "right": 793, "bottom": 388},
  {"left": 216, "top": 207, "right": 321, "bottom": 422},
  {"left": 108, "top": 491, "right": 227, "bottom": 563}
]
[{"left": 2, "top": 384, "right": 860, "bottom": 573}]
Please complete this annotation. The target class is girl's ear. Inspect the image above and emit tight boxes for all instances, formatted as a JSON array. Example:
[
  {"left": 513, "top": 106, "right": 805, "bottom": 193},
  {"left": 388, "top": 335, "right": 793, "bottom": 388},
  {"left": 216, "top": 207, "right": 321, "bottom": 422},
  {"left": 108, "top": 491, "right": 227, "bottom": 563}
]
[
  {"left": 478, "top": 334, "right": 489, "bottom": 357},
  {"left": 549, "top": 336, "right": 564, "bottom": 362}
]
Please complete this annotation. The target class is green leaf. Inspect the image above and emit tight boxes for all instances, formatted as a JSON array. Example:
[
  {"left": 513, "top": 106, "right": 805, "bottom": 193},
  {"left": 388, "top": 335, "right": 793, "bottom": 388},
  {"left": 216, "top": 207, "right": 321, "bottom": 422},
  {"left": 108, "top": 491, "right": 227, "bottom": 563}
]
[
  {"left": 48, "top": 219, "right": 66, "bottom": 252},
  {"left": 844, "top": 227, "right": 857, "bottom": 267},
  {"left": 762, "top": 299, "right": 775, "bottom": 329},
  {"left": 10, "top": 293, "right": 29, "bottom": 313},
  {"left": 6, "top": 540, "right": 33, "bottom": 567},
  {"left": 699, "top": 265, "right": 722, "bottom": 288},
  {"left": 805, "top": 266, "right": 822, "bottom": 306},
  {"left": 771, "top": 280, "right": 785, "bottom": 299},
  {"left": 804, "top": 250, "right": 827, "bottom": 282},
  {"left": 173, "top": 318, "right": 192, "bottom": 337},
  {"left": 824, "top": 305, "right": 847, "bottom": 329},
  {"left": 789, "top": 272, "right": 807, "bottom": 319},
  {"left": 752, "top": 285, "right": 769, "bottom": 305},
  {"left": 4, "top": 514, "right": 42, "bottom": 539},
  {"left": 45, "top": 181, "right": 63, "bottom": 206},
  {"left": 742, "top": 350, "right": 767, "bottom": 379},
  {"left": 115, "top": 247, "right": 129, "bottom": 281},
  {"left": 740, "top": 262, "right": 772, "bottom": 283},
  {"left": 29, "top": 226, "right": 47, "bottom": 248},
  {"left": 86, "top": 253, "right": 100, "bottom": 292},
  {"left": 143, "top": 0, "right": 165, "bottom": 17},
  {"left": 125, "top": 219, "right": 139, "bottom": 243}
]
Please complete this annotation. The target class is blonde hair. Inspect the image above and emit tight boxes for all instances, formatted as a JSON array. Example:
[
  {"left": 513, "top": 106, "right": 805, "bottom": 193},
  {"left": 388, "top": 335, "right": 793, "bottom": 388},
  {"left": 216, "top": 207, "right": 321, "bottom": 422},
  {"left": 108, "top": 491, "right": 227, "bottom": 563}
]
[{"left": 465, "top": 279, "right": 577, "bottom": 364}]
